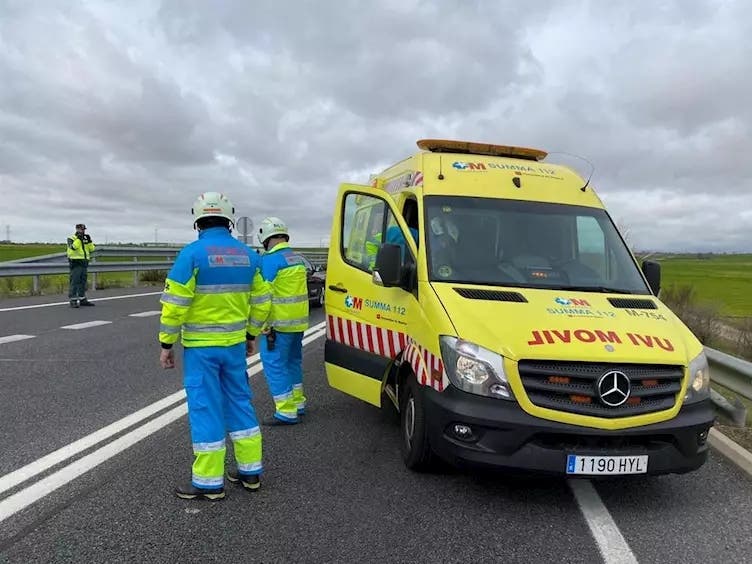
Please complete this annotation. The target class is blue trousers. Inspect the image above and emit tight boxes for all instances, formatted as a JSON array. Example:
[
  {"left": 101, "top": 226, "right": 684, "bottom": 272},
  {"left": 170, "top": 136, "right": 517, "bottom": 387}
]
[
  {"left": 260, "top": 331, "right": 304, "bottom": 422},
  {"left": 183, "top": 343, "right": 262, "bottom": 489}
]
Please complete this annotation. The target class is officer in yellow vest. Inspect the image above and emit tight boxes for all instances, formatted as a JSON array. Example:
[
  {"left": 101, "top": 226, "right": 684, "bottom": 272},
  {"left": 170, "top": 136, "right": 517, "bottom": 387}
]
[
  {"left": 159, "top": 192, "right": 272, "bottom": 500},
  {"left": 66, "top": 223, "right": 96, "bottom": 308},
  {"left": 257, "top": 217, "right": 309, "bottom": 425},
  {"left": 364, "top": 209, "right": 383, "bottom": 271}
]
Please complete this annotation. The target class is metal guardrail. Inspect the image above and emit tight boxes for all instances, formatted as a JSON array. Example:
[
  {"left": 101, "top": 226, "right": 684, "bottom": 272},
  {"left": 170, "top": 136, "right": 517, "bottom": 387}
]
[
  {"left": 0, "top": 246, "right": 329, "bottom": 292},
  {"left": 706, "top": 346, "right": 751, "bottom": 426}
]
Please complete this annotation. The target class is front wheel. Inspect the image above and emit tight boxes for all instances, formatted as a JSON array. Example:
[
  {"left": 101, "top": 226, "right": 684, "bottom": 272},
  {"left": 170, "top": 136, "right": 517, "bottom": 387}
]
[{"left": 399, "top": 375, "right": 436, "bottom": 471}]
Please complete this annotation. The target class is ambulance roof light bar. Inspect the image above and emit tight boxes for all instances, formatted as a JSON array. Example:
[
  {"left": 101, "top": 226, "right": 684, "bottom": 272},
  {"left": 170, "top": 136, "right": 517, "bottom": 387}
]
[{"left": 416, "top": 139, "right": 548, "bottom": 162}]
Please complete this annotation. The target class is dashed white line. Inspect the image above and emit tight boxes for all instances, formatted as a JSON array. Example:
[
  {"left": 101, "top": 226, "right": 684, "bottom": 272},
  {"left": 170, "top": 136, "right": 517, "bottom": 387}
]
[
  {"left": 0, "top": 322, "right": 327, "bottom": 524},
  {"left": 0, "top": 334, "right": 36, "bottom": 345},
  {"left": 0, "top": 322, "right": 326, "bottom": 521},
  {"left": 0, "top": 291, "right": 162, "bottom": 312},
  {"left": 569, "top": 480, "right": 638, "bottom": 564},
  {"left": 60, "top": 321, "right": 113, "bottom": 330},
  {"left": 129, "top": 310, "right": 161, "bottom": 318}
]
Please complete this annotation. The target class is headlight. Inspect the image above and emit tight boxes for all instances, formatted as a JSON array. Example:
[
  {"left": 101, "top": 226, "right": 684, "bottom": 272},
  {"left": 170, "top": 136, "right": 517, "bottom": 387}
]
[
  {"left": 684, "top": 351, "right": 710, "bottom": 404},
  {"left": 439, "top": 336, "right": 514, "bottom": 401}
]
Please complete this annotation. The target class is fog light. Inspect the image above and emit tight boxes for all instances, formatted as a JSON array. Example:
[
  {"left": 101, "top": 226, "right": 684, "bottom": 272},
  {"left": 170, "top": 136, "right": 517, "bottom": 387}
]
[{"left": 451, "top": 423, "right": 476, "bottom": 442}]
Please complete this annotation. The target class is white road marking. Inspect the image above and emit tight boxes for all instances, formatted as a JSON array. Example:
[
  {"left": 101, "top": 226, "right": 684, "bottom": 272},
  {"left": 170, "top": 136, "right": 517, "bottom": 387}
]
[
  {"left": 0, "top": 335, "right": 35, "bottom": 345},
  {"left": 60, "top": 321, "right": 113, "bottom": 330},
  {"left": 0, "top": 324, "right": 327, "bottom": 523},
  {"left": 129, "top": 310, "right": 161, "bottom": 318},
  {"left": 0, "top": 321, "right": 326, "bottom": 500},
  {"left": 0, "top": 390, "right": 187, "bottom": 497},
  {"left": 569, "top": 480, "right": 638, "bottom": 564},
  {"left": 0, "top": 291, "right": 162, "bottom": 313},
  {"left": 0, "top": 403, "right": 189, "bottom": 523}
]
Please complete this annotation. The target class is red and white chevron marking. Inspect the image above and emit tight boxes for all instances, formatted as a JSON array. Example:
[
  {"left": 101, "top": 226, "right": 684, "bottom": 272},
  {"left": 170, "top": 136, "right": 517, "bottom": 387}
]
[{"left": 326, "top": 314, "right": 446, "bottom": 391}]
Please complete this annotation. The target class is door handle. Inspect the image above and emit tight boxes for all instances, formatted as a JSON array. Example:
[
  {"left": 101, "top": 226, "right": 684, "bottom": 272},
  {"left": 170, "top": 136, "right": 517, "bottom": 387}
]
[{"left": 328, "top": 284, "right": 348, "bottom": 293}]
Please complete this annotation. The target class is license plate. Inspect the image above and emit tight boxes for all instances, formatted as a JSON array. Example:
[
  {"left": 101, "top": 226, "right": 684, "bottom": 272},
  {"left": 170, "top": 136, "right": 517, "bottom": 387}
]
[{"left": 566, "top": 455, "right": 648, "bottom": 475}]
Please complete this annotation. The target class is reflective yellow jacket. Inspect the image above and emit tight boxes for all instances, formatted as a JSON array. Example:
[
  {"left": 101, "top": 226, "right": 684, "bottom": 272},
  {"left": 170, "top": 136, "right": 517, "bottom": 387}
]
[
  {"left": 66, "top": 234, "right": 95, "bottom": 261},
  {"left": 261, "top": 242, "right": 309, "bottom": 333},
  {"left": 158, "top": 227, "right": 271, "bottom": 348}
]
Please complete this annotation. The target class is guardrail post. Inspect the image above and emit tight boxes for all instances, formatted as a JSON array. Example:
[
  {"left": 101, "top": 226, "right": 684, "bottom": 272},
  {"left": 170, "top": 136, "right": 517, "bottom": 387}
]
[
  {"left": 133, "top": 257, "right": 138, "bottom": 287},
  {"left": 91, "top": 258, "right": 97, "bottom": 291},
  {"left": 32, "top": 275, "right": 40, "bottom": 295}
]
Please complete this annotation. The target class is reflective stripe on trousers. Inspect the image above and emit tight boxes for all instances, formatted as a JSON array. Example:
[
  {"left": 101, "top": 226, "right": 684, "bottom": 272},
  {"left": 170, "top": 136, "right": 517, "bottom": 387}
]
[
  {"left": 184, "top": 343, "right": 263, "bottom": 489},
  {"left": 260, "top": 332, "right": 301, "bottom": 422}
]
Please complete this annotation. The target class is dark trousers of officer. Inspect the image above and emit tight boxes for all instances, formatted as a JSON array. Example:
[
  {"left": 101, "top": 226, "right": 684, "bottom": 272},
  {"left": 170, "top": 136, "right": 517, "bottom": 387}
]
[{"left": 68, "top": 259, "right": 89, "bottom": 301}]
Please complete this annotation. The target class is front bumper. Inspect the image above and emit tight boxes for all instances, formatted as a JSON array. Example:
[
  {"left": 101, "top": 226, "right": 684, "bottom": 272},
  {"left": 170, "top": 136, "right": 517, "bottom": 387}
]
[{"left": 424, "top": 385, "right": 715, "bottom": 476}]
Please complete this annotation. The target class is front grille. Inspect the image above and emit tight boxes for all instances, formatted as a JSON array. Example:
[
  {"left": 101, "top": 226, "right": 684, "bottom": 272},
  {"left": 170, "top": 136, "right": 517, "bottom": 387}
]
[{"left": 517, "top": 360, "right": 683, "bottom": 418}]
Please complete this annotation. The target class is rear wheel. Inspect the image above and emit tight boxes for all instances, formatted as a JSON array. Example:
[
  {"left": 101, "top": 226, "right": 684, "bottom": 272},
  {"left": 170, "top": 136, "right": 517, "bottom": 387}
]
[{"left": 399, "top": 375, "right": 436, "bottom": 471}]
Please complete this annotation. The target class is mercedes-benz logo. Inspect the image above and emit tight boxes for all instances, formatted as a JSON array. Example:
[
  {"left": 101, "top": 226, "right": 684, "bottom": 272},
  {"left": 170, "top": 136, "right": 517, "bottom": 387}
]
[{"left": 596, "top": 370, "right": 631, "bottom": 407}]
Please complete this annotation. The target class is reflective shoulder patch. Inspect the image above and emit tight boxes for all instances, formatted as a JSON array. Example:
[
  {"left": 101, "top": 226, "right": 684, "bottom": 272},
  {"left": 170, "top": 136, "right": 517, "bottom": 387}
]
[
  {"left": 208, "top": 255, "right": 251, "bottom": 267},
  {"left": 283, "top": 253, "right": 304, "bottom": 266}
]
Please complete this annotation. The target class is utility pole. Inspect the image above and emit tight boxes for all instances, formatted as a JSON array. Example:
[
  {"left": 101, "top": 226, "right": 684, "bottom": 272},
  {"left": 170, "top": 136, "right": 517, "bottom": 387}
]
[
  {"left": 154, "top": 227, "right": 158, "bottom": 244},
  {"left": 5, "top": 224, "right": 9, "bottom": 242}
]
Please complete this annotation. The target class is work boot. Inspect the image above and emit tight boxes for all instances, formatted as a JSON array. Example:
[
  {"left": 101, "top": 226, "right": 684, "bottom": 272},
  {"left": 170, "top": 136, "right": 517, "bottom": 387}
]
[
  {"left": 70, "top": 300, "right": 79, "bottom": 309},
  {"left": 79, "top": 299, "right": 95, "bottom": 306},
  {"left": 262, "top": 415, "right": 298, "bottom": 427},
  {"left": 226, "top": 470, "right": 261, "bottom": 492},
  {"left": 174, "top": 482, "right": 225, "bottom": 501}
]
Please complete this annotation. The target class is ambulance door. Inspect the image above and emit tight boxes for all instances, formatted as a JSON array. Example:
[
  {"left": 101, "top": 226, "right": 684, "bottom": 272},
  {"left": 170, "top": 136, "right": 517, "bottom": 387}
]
[{"left": 325, "top": 183, "right": 418, "bottom": 407}]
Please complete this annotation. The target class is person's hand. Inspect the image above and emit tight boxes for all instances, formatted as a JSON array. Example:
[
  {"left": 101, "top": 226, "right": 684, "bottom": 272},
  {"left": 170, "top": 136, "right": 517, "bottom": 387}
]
[
  {"left": 246, "top": 339, "right": 256, "bottom": 357},
  {"left": 160, "top": 348, "right": 175, "bottom": 369},
  {"left": 84, "top": 234, "right": 92, "bottom": 243}
]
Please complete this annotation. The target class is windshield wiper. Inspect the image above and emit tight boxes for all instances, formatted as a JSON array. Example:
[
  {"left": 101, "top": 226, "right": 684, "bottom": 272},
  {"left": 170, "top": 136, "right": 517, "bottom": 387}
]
[{"left": 548, "top": 285, "right": 634, "bottom": 294}]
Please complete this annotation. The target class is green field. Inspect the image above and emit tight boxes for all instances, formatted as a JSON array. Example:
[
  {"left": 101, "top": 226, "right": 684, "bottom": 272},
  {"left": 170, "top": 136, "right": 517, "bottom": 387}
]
[
  {"left": 658, "top": 254, "right": 752, "bottom": 317},
  {"left": 0, "top": 243, "right": 63, "bottom": 262}
]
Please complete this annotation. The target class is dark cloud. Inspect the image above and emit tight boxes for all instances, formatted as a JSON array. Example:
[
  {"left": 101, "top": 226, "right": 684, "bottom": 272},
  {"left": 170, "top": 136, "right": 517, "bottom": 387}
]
[{"left": 0, "top": 0, "right": 750, "bottom": 252}]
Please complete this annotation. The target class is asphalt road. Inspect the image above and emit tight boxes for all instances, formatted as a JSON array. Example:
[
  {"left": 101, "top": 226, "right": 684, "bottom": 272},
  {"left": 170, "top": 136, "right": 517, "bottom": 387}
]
[{"left": 0, "top": 289, "right": 750, "bottom": 563}]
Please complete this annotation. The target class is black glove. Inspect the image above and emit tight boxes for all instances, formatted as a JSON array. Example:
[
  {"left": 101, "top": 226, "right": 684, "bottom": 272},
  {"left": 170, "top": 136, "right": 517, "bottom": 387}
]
[{"left": 83, "top": 234, "right": 92, "bottom": 243}]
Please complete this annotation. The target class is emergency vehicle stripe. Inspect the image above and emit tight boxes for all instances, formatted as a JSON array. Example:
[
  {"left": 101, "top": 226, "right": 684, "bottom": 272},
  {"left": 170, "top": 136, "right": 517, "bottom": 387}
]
[
  {"left": 349, "top": 319, "right": 360, "bottom": 350},
  {"left": 376, "top": 328, "right": 386, "bottom": 357},
  {"left": 358, "top": 322, "right": 369, "bottom": 353},
  {"left": 366, "top": 324, "right": 376, "bottom": 354},
  {"left": 325, "top": 314, "right": 447, "bottom": 391},
  {"left": 336, "top": 316, "right": 345, "bottom": 346},
  {"left": 391, "top": 331, "right": 401, "bottom": 358}
]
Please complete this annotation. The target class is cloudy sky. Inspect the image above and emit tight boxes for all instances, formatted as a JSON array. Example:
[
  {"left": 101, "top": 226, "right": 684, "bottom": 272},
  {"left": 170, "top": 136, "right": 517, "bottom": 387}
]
[{"left": 0, "top": 0, "right": 750, "bottom": 252}]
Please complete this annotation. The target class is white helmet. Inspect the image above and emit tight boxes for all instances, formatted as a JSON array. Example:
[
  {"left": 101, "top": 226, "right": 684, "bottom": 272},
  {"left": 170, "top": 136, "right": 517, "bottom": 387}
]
[
  {"left": 258, "top": 216, "right": 289, "bottom": 245},
  {"left": 191, "top": 191, "right": 235, "bottom": 227}
]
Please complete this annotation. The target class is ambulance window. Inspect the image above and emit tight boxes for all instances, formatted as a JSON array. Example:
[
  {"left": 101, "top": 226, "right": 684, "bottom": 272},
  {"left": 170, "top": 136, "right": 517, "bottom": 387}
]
[
  {"left": 341, "top": 193, "right": 387, "bottom": 273},
  {"left": 576, "top": 216, "right": 607, "bottom": 278},
  {"left": 384, "top": 207, "right": 416, "bottom": 268}
]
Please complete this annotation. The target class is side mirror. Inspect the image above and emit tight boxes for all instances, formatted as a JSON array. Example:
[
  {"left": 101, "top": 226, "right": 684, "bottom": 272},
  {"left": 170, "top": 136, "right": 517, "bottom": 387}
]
[
  {"left": 372, "top": 244, "right": 402, "bottom": 287},
  {"left": 642, "top": 260, "right": 661, "bottom": 296}
]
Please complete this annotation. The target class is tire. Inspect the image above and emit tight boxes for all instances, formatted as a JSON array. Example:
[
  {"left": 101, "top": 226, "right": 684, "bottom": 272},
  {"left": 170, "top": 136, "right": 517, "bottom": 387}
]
[{"left": 399, "top": 375, "right": 436, "bottom": 471}]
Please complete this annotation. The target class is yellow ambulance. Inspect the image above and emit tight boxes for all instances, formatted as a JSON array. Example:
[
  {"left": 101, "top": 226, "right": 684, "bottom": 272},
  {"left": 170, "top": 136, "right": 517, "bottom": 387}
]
[{"left": 323, "top": 139, "right": 714, "bottom": 476}]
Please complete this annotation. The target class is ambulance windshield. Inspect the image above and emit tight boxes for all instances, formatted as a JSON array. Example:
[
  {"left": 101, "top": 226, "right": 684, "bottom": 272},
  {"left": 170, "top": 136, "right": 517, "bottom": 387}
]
[{"left": 424, "top": 196, "right": 651, "bottom": 294}]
